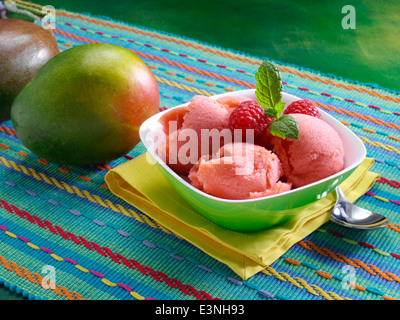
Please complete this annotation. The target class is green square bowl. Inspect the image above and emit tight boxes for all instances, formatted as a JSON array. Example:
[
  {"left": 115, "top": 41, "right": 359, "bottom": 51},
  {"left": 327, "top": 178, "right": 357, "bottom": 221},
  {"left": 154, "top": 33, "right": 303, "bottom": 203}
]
[{"left": 139, "top": 89, "right": 366, "bottom": 231}]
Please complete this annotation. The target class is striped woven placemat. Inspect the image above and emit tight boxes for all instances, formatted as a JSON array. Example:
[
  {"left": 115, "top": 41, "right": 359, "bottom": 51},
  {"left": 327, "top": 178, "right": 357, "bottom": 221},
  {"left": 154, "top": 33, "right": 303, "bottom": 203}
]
[{"left": 0, "top": 1, "right": 399, "bottom": 300}]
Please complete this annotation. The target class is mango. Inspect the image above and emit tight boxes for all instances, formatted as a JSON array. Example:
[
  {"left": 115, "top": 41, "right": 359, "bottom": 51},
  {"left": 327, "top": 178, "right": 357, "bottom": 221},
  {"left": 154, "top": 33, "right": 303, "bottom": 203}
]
[
  {"left": 0, "top": 19, "right": 59, "bottom": 122},
  {"left": 11, "top": 43, "right": 160, "bottom": 165}
]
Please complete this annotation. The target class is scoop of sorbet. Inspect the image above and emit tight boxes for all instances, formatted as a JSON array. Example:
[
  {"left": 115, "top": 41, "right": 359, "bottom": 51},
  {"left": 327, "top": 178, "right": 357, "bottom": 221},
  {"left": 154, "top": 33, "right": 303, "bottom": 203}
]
[
  {"left": 158, "top": 95, "right": 232, "bottom": 175},
  {"left": 272, "top": 113, "right": 345, "bottom": 188},
  {"left": 189, "top": 142, "right": 291, "bottom": 200}
]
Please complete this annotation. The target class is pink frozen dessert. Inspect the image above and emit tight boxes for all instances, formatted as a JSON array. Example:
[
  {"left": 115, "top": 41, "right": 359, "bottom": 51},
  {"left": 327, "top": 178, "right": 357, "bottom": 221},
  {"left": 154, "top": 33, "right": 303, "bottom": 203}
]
[
  {"left": 216, "top": 95, "right": 251, "bottom": 114},
  {"left": 181, "top": 95, "right": 231, "bottom": 137},
  {"left": 272, "top": 113, "right": 345, "bottom": 188},
  {"left": 188, "top": 142, "right": 291, "bottom": 200},
  {"left": 158, "top": 95, "right": 247, "bottom": 175}
]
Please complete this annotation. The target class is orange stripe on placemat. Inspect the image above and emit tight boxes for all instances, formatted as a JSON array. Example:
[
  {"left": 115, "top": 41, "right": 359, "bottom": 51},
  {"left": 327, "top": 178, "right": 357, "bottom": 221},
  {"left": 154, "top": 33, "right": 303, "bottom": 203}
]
[
  {"left": 56, "top": 10, "right": 400, "bottom": 104},
  {"left": 315, "top": 101, "right": 400, "bottom": 131},
  {"left": 278, "top": 67, "right": 400, "bottom": 104},
  {"left": 0, "top": 255, "right": 86, "bottom": 300},
  {"left": 297, "top": 240, "right": 400, "bottom": 283},
  {"left": 52, "top": 29, "right": 254, "bottom": 89},
  {"left": 0, "top": 126, "right": 16, "bottom": 136}
]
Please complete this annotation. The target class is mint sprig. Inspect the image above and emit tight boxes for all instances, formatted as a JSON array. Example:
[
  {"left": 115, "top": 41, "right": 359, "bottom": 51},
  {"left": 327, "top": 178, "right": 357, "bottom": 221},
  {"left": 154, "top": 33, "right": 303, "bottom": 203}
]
[
  {"left": 268, "top": 115, "right": 299, "bottom": 139},
  {"left": 255, "top": 61, "right": 299, "bottom": 140},
  {"left": 255, "top": 61, "right": 282, "bottom": 115}
]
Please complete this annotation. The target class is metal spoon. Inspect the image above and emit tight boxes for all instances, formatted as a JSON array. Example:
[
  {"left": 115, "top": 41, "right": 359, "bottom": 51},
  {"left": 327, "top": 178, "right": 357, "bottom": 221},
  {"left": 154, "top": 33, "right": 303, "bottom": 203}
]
[{"left": 330, "top": 187, "right": 389, "bottom": 230}]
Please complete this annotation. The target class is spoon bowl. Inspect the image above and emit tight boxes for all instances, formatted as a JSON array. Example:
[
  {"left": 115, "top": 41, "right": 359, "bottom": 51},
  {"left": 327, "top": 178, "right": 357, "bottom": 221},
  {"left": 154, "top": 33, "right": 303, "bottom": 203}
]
[{"left": 331, "top": 187, "right": 389, "bottom": 230}]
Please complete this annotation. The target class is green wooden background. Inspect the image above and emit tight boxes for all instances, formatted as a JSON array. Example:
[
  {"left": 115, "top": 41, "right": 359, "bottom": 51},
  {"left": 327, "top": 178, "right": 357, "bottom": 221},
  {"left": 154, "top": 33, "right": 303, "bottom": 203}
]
[{"left": 1, "top": 0, "right": 399, "bottom": 300}]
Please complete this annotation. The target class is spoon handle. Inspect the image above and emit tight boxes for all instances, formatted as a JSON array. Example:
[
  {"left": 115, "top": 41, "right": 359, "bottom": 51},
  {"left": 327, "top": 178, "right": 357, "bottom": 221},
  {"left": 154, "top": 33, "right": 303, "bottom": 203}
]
[{"left": 335, "top": 186, "right": 348, "bottom": 202}]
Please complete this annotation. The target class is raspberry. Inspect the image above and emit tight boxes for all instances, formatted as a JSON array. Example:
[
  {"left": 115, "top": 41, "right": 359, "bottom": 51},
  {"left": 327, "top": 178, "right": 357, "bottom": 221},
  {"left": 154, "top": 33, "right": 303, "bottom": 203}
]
[
  {"left": 282, "top": 99, "right": 320, "bottom": 118},
  {"left": 228, "top": 100, "right": 271, "bottom": 142}
]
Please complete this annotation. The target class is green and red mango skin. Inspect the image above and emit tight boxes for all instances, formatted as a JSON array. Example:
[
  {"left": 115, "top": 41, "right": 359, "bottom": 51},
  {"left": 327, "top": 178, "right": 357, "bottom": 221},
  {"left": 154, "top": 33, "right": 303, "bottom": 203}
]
[
  {"left": 11, "top": 43, "right": 160, "bottom": 165},
  {"left": 0, "top": 18, "right": 59, "bottom": 123}
]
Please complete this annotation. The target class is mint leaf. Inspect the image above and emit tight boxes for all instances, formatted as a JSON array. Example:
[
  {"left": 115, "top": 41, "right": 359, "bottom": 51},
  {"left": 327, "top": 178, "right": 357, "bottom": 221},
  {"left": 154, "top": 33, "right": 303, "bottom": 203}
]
[
  {"left": 274, "top": 101, "right": 286, "bottom": 117},
  {"left": 255, "top": 60, "right": 299, "bottom": 140},
  {"left": 264, "top": 106, "right": 276, "bottom": 118},
  {"left": 268, "top": 115, "right": 299, "bottom": 140},
  {"left": 255, "top": 61, "right": 282, "bottom": 110}
]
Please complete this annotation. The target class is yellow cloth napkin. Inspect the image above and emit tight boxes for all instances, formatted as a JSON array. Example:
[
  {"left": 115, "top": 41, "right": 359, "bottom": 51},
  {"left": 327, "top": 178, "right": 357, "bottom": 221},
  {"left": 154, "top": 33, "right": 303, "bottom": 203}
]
[{"left": 105, "top": 155, "right": 378, "bottom": 280}]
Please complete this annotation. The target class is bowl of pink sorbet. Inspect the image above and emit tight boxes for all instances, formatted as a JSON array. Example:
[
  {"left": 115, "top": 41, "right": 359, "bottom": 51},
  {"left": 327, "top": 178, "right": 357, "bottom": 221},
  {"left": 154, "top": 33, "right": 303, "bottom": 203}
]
[{"left": 139, "top": 89, "right": 366, "bottom": 232}]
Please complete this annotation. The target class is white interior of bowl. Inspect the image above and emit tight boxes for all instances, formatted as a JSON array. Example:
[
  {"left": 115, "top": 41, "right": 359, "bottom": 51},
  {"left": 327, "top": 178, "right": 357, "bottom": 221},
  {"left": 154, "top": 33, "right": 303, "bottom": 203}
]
[{"left": 139, "top": 89, "right": 367, "bottom": 203}]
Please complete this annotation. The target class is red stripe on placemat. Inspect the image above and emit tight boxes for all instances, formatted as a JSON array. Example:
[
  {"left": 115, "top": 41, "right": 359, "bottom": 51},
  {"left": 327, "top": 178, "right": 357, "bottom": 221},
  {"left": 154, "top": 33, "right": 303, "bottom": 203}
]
[{"left": 0, "top": 198, "right": 219, "bottom": 300}]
